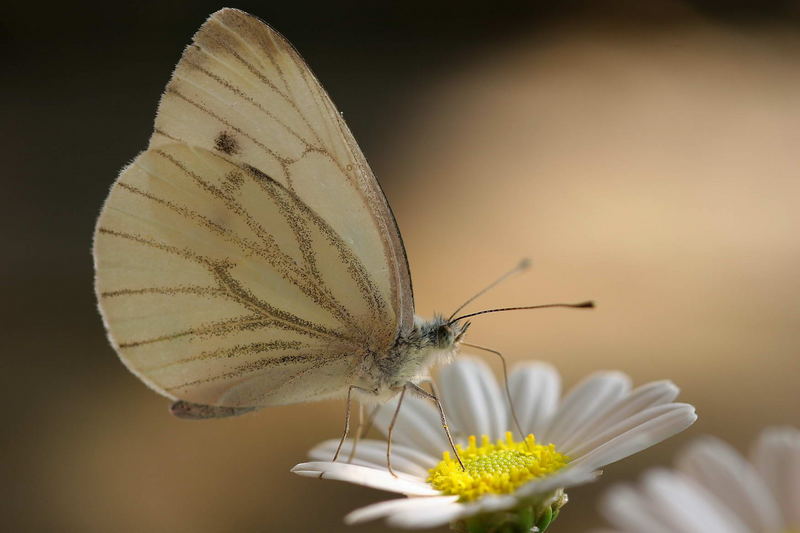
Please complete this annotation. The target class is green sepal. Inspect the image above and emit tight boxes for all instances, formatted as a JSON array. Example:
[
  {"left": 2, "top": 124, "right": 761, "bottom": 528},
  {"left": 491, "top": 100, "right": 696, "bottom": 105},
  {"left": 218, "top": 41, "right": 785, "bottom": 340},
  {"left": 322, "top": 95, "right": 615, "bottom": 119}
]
[
  {"left": 517, "top": 506, "right": 534, "bottom": 531},
  {"left": 535, "top": 506, "right": 553, "bottom": 531},
  {"left": 451, "top": 490, "right": 567, "bottom": 533}
]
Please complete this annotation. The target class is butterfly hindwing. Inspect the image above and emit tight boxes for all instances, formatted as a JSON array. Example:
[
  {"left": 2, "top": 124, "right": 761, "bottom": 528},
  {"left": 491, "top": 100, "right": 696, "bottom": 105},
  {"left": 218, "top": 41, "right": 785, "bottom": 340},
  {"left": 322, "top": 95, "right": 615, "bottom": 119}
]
[{"left": 96, "top": 144, "right": 386, "bottom": 407}]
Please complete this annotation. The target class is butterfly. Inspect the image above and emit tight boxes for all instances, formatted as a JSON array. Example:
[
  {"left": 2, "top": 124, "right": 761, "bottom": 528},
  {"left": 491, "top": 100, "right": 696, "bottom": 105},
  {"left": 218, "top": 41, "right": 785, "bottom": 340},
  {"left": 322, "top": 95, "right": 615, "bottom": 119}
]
[{"left": 94, "top": 8, "right": 590, "bottom": 437}]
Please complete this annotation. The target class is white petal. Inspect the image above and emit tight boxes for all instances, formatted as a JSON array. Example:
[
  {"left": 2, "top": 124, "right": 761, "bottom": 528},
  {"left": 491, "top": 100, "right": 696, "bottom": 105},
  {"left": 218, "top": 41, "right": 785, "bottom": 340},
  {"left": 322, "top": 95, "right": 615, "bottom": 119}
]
[
  {"left": 308, "top": 438, "right": 436, "bottom": 477},
  {"left": 678, "top": 436, "right": 782, "bottom": 532},
  {"left": 386, "top": 500, "right": 467, "bottom": 528},
  {"left": 508, "top": 362, "right": 561, "bottom": 438},
  {"left": 514, "top": 466, "right": 600, "bottom": 498},
  {"left": 571, "top": 404, "right": 696, "bottom": 471},
  {"left": 543, "top": 372, "right": 632, "bottom": 447},
  {"left": 751, "top": 426, "right": 800, "bottom": 528},
  {"left": 641, "top": 470, "right": 750, "bottom": 533},
  {"left": 344, "top": 496, "right": 460, "bottom": 526},
  {"left": 439, "top": 358, "right": 506, "bottom": 441},
  {"left": 558, "top": 380, "right": 679, "bottom": 453},
  {"left": 459, "top": 494, "right": 519, "bottom": 516},
  {"left": 470, "top": 357, "right": 508, "bottom": 440},
  {"left": 290, "top": 461, "right": 437, "bottom": 496},
  {"left": 601, "top": 483, "right": 675, "bottom": 533},
  {"left": 373, "top": 394, "right": 448, "bottom": 458},
  {"left": 565, "top": 403, "right": 693, "bottom": 458}
]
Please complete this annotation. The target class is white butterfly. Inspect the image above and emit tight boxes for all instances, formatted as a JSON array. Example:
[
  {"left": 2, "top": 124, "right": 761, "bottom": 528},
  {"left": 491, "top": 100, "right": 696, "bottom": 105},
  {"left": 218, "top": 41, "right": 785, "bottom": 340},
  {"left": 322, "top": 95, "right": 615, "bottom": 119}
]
[{"left": 94, "top": 8, "right": 590, "bottom": 435}]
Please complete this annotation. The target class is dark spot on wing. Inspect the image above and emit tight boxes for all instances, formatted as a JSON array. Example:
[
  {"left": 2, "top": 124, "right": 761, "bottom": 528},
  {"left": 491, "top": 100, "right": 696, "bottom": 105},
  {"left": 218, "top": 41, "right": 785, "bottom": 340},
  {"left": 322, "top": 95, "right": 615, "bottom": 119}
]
[
  {"left": 215, "top": 132, "right": 239, "bottom": 155},
  {"left": 170, "top": 400, "right": 257, "bottom": 419}
]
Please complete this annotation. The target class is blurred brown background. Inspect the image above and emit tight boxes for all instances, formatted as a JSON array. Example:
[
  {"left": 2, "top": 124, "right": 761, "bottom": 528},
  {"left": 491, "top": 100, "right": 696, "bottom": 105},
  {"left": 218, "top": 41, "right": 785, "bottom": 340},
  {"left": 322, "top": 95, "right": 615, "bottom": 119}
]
[{"left": 3, "top": 0, "right": 800, "bottom": 531}]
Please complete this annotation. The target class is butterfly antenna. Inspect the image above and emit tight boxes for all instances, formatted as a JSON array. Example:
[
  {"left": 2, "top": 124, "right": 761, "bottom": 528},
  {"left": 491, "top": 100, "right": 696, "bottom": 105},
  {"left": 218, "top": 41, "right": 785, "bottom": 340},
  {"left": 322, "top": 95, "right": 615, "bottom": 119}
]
[
  {"left": 448, "top": 301, "right": 594, "bottom": 325},
  {"left": 447, "top": 258, "right": 532, "bottom": 322}
]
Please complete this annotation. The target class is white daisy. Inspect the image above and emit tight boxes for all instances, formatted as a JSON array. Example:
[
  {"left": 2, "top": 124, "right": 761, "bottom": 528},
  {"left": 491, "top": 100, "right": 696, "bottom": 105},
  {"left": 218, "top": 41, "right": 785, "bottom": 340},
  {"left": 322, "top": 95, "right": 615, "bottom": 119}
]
[
  {"left": 292, "top": 358, "right": 697, "bottom": 531},
  {"left": 598, "top": 426, "right": 800, "bottom": 533}
]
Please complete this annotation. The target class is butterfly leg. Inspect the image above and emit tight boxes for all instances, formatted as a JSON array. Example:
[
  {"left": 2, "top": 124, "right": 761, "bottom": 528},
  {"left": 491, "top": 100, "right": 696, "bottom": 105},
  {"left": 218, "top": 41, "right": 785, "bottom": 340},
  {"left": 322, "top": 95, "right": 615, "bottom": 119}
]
[
  {"left": 330, "top": 384, "right": 376, "bottom": 467},
  {"left": 347, "top": 403, "right": 380, "bottom": 463},
  {"left": 407, "top": 382, "right": 465, "bottom": 471},
  {"left": 417, "top": 377, "right": 465, "bottom": 459},
  {"left": 331, "top": 385, "right": 357, "bottom": 463},
  {"left": 460, "top": 342, "right": 526, "bottom": 442},
  {"left": 386, "top": 384, "right": 408, "bottom": 478},
  {"left": 346, "top": 403, "right": 364, "bottom": 463}
]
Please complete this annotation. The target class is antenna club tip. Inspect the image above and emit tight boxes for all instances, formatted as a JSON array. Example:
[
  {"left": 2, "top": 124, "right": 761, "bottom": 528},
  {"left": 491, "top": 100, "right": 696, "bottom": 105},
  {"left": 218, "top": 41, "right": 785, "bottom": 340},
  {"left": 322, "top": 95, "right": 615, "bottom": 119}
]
[
  {"left": 576, "top": 301, "right": 595, "bottom": 308},
  {"left": 518, "top": 258, "right": 532, "bottom": 270}
]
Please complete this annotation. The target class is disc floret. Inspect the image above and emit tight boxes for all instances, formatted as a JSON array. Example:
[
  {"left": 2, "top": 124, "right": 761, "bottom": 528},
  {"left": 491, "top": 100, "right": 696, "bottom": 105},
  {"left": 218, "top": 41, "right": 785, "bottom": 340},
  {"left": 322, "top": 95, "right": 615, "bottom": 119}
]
[{"left": 428, "top": 432, "right": 570, "bottom": 502}]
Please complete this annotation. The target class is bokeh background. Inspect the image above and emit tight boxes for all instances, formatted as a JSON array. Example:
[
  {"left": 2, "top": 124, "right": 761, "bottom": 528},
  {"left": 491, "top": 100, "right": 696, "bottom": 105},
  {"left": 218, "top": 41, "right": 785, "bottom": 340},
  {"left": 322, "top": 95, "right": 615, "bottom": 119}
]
[{"left": 3, "top": 0, "right": 800, "bottom": 531}]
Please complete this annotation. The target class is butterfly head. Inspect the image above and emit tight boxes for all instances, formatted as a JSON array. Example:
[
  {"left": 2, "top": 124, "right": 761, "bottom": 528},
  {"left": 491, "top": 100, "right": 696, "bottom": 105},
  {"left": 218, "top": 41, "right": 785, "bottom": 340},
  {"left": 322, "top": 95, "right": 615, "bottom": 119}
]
[{"left": 432, "top": 317, "right": 470, "bottom": 350}]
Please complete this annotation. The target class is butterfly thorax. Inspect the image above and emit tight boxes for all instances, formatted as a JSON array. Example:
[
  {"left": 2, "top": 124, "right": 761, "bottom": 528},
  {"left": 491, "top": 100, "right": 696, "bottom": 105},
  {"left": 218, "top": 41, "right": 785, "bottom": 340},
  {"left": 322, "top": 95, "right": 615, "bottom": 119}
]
[{"left": 358, "top": 315, "right": 469, "bottom": 401}]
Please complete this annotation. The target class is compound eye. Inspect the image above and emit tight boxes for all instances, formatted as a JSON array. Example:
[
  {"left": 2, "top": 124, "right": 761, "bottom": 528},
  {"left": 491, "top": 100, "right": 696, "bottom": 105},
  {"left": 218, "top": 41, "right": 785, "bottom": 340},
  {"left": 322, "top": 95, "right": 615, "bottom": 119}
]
[{"left": 436, "top": 326, "right": 450, "bottom": 345}]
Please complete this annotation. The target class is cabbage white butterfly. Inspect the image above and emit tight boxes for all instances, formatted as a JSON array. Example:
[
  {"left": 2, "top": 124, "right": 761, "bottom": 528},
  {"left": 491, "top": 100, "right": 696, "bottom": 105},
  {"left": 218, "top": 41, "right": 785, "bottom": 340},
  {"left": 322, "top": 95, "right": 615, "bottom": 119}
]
[{"left": 94, "top": 9, "right": 590, "bottom": 457}]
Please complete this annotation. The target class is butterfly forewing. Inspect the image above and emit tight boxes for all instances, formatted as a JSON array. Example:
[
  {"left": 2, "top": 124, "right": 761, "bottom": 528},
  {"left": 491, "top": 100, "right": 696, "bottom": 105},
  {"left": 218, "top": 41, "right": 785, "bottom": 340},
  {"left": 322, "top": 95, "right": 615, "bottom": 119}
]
[
  {"left": 94, "top": 8, "right": 413, "bottom": 408},
  {"left": 152, "top": 8, "right": 413, "bottom": 334}
]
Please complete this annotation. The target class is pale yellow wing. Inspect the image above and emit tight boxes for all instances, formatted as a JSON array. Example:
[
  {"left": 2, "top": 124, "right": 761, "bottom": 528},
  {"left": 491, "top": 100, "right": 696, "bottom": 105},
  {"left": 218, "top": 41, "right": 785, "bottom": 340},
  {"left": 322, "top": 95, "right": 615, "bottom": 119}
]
[
  {"left": 95, "top": 144, "right": 391, "bottom": 407},
  {"left": 151, "top": 7, "right": 413, "bottom": 335},
  {"left": 94, "top": 9, "right": 415, "bottom": 408}
]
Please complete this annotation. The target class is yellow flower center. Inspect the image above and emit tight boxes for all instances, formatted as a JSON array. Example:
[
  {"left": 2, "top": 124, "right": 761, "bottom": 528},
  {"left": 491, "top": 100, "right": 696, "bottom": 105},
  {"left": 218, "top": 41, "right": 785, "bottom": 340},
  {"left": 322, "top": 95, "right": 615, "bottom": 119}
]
[{"left": 427, "top": 432, "right": 570, "bottom": 502}]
